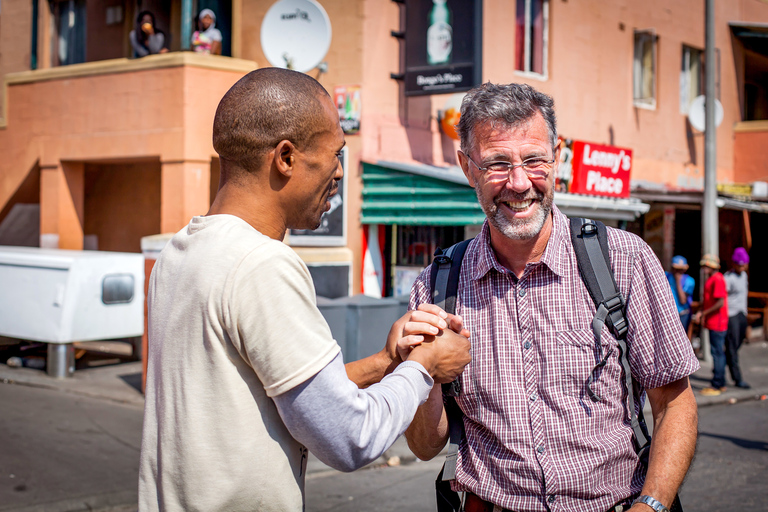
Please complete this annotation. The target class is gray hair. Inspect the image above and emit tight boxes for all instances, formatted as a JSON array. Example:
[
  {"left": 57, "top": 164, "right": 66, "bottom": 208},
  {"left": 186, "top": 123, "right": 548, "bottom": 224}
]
[{"left": 457, "top": 82, "right": 557, "bottom": 155}]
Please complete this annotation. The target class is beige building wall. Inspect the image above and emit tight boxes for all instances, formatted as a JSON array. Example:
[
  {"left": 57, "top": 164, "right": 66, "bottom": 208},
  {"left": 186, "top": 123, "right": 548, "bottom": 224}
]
[
  {"left": 0, "top": 53, "right": 256, "bottom": 250},
  {"left": 359, "top": 0, "right": 768, "bottom": 189}
]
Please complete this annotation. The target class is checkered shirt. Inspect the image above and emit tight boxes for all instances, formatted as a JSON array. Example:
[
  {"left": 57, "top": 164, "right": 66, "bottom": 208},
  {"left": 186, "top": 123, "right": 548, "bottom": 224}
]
[{"left": 410, "top": 206, "right": 699, "bottom": 512}]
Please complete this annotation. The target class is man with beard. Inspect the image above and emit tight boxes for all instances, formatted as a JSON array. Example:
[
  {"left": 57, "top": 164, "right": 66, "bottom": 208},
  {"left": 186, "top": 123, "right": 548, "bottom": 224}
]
[
  {"left": 139, "top": 68, "right": 471, "bottom": 511},
  {"left": 405, "top": 83, "right": 699, "bottom": 512}
]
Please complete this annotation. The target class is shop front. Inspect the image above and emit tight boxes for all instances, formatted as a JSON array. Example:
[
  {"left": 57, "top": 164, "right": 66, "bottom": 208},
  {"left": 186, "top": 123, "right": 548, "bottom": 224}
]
[
  {"left": 633, "top": 183, "right": 768, "bottom": 297},
  {"left": 360, "top": 155, "right": 649, "bottom": 298}
]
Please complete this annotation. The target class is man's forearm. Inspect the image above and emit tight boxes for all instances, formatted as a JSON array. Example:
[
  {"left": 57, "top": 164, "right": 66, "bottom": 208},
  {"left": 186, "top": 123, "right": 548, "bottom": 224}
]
[
  {"left": 637, "top": 378, "right": 698, "bottom": 510},
  {"left": 276, "top": 353, "right": 433, "bottom": 472},
  {"left": 345, "top": 350, "right": 398, "bottom": 389},
  {"left": 405, "top": 384, "right": 449, "bottom": 460}
]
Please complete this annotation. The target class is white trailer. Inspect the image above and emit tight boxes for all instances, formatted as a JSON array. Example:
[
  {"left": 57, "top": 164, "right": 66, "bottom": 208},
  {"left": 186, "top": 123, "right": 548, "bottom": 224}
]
[{"left": 0, "top": 246, "right": 144, "bottom": 377}]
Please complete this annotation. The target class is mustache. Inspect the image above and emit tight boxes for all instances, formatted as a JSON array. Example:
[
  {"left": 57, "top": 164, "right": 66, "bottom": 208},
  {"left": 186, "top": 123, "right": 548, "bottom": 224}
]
[{"left": 495, "top": 189, "right": 544, "bottom": 204}]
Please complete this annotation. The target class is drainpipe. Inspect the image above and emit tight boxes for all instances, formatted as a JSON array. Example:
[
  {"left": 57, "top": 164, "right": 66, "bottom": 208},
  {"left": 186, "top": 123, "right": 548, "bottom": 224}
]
[{"left": 181, "top": 0, "right": 193, "bottom": 51}]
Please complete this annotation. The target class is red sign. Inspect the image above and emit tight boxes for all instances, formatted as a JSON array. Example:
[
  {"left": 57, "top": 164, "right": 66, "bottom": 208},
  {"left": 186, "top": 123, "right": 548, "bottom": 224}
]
[{"left": 569, "top": 141, "right": 632, "bottom": 198}]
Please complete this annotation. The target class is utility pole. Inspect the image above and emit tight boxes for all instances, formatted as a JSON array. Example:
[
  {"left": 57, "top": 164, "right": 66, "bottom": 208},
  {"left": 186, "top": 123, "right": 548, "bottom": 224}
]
[{"left": 701, "top": 0, "right": 718, "bottom": 363}]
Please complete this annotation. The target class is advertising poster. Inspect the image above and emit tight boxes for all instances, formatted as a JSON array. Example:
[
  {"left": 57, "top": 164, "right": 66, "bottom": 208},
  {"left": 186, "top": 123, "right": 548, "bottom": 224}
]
[
  {"left": 288, "top": 147, "right": 347, "bottom": 246},
  {"left": 334, "top": 85, "right": 361, "bottom": 135},
  {"left": 403, "top": 0, "right": 482, "bottom": 96},
  {"left": 569, "top": 140, "right": 633, "bottom": 199}
]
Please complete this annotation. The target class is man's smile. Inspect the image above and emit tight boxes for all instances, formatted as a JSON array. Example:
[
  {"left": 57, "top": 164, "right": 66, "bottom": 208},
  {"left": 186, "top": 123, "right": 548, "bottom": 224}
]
[{"left": 500, "top": 198, "right": 535, "bottom": 212}]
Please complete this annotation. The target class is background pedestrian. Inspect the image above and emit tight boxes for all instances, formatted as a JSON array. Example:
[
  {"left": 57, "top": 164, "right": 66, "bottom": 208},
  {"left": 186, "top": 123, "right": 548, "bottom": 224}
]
[
  {"left": 696, "top": 254, "right": 729, "bottom": 396},
  {"left": 724, "top": 247, "right": 751, "bottom": 389},
  {"left": 666, "top": 255, "right": 695, "bottom": 335}
]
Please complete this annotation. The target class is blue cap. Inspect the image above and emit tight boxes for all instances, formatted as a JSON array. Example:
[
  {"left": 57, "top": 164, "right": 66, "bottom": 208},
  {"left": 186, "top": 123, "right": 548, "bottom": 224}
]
[{"left": 671, "top": 255, "right": 688, "bottom": 269}]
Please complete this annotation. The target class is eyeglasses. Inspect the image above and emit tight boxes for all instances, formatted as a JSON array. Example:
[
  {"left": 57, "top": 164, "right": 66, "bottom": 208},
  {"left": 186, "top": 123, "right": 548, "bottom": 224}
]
[{"left": 462, "top": 152, "right": 555, "bottom": 181}]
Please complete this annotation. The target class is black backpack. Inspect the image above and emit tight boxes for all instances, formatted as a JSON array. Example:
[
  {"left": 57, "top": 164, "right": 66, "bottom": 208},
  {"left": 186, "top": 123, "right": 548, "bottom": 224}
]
[{"left": 430, "top": 217, "right": 681, "bottom": 512}]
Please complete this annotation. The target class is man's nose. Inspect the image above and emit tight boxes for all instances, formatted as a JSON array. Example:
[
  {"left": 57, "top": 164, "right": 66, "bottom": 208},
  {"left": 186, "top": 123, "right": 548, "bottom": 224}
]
[{"left": 505, "top": 167, "right": 532, "bottom": 193}]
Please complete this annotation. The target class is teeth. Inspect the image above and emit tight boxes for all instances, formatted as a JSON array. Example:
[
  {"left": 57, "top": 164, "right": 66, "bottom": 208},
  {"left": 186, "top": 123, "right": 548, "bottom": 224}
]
[{"left": 503, "top": 200, "right": 533, "bottom": 211}]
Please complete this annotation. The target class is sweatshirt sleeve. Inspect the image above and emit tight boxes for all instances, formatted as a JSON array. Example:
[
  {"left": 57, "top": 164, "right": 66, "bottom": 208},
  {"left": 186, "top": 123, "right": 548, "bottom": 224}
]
[{"left": 273, "top": 353, "right": 434, "bottom": 472}]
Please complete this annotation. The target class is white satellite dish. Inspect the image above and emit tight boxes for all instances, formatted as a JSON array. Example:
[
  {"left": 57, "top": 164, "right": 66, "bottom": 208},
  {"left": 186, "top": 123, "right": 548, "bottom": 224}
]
[
  {"left": 688, "top": 95, "right": 724, "bottom": 132},
  {"left": 260, "top": 0, "right": 332, "bottom": 72}
]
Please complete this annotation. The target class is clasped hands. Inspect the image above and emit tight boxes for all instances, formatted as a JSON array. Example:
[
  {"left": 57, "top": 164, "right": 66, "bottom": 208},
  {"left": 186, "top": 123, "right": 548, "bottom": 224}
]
[{"left": 386, "top": 304, "right": 471, "bottom": 383}]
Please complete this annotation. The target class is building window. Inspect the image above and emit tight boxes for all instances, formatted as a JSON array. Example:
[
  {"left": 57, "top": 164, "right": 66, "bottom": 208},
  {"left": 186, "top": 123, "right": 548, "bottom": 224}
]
[
  {"left": 51, "top": 0, "right": 87, "bottom": 66},
  {"left": 515, "top": 0, "right": 548, "bottom": 77},
  {"left": 633, "top": 30, "right": 656, "bottom": 108},
  {"left": 680, "top": 45, "right": 704, "bottom": 114}
]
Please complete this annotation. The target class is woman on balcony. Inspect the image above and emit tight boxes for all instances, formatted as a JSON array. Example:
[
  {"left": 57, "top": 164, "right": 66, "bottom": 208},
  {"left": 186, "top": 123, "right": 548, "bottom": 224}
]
[
  {"left": 130, "top": 11, "right": 169, "bottom": 58},
  {"left": 191, "top": 9, "right": 223, "bottom": 55}
]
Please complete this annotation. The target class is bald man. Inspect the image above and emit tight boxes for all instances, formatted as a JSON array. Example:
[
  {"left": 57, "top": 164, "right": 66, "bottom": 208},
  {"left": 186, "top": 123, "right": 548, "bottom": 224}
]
[{"left": 138, "top": 68, "right": 471, "bottom": 511}]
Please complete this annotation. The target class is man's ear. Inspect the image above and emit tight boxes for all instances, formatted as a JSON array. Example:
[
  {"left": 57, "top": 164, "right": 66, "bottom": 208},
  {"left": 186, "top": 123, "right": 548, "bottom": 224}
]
[
  {"left": 457, "top": 150, "right": 476, "bottom": 189},
  {"left": 273, "top": 140, "right": 296, "bottom": 177}
]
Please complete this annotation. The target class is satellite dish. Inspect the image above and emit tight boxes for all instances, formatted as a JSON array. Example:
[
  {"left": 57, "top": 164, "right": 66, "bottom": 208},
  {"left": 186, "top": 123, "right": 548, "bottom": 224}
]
[
  {"left": 260, "top": 0, "right": 332, "bottom": 72},
  {"left": 688, "top": 95, "right": 724, "bottom": 132}
]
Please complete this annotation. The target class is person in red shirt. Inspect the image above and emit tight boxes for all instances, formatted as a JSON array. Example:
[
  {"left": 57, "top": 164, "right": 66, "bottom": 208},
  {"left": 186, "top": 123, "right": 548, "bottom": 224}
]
[{"left": 694, "top": 254, "right": 729, "bottom": 396}]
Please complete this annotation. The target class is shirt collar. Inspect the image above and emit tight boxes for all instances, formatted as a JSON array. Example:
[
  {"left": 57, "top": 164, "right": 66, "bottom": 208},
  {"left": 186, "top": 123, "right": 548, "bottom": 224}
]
[{"left": 470, "top": 204, "right": 570, "bottom": 281}]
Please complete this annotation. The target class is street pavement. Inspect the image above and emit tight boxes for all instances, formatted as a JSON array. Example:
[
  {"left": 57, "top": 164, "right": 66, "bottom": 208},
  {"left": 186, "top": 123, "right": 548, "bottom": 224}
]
[{"left": 1, "top": 340, "right": 767, "bottom": 511}]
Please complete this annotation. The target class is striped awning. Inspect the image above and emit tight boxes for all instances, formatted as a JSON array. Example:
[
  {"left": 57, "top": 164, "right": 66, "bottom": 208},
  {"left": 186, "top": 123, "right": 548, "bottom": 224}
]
[{"left": 361, "top": 160, "right": 650, "bottom": 225}]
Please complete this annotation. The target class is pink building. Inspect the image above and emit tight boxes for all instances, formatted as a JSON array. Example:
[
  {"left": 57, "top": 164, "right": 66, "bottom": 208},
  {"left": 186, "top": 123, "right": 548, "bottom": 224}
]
[{"left": 1, "top": 0, "right": 767, "bottom": 298}]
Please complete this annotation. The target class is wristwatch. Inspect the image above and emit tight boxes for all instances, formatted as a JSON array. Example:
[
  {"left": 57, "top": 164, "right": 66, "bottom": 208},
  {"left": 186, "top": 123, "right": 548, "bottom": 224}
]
[{"left": 633, "top": 495, "right": 670, "bottom": 512}]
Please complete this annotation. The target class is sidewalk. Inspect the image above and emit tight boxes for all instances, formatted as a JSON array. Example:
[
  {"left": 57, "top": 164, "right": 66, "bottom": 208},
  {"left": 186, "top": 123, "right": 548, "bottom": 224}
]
[
  {"left": 2, "top": 340, "right": 768, "bottom": 477},
  {"left": 689, "top": 339, "right": 768, "bottom": 406}
]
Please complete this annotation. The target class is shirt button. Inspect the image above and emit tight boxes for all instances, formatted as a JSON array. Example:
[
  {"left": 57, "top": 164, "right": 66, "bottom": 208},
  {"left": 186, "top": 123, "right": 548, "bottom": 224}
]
[
  {"left": 548, "top": 495, "right": 556, "bottom": 503},
  {"left": 524, "top": 341, "right": 532, "bottom": 350},
  {"left": 529, "top": 393, "right": 537, "bottom": 402},
  {"left": 537, "top": 445, "right": 545, "bottom": 454},
  {"left": 519, "top": 287, "right": 526, "bottom": 297}
]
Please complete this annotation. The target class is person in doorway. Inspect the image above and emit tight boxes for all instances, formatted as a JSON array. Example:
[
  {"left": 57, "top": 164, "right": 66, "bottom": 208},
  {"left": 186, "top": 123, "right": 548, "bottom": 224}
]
[
  {"left": 129, "top": 11, "right": 169, "bottom": 58},
  {"left": 138, "top": 68, "right": 471, "bottom": 511},
  {"left": 191, "top": 8, "right": 223, "bottom": 55},
  {"left": 666, "top": 255, "right": 696, "bottom": 334},
  {"left": 724, "top": 247, "right": 751, "bottom": 389},
  {"left": 405, "top": 82, "right": 699, "bottom": 512},
  {"left": 695, "top": 254, "right": 729, "bottom": 396}
]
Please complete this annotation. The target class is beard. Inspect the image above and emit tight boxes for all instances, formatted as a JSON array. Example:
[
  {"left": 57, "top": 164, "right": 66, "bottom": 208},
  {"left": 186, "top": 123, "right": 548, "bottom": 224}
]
[{"left": 474, "top": 184, "right": 554, "bottom": 240}]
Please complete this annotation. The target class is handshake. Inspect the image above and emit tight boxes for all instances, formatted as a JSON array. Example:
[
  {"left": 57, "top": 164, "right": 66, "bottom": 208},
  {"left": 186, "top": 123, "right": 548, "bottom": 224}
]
[{"left": 387, "top": 304, "right": 472, "bottom": 384}]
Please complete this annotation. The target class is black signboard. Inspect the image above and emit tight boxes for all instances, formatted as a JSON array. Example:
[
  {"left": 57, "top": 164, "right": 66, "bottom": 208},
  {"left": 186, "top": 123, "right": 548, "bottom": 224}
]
[
  {"left": 288, "top": 147, "right": 347, "bottom": 246},
  {"left": 403, "top": 0, "right": 482, "bottom": 96}
]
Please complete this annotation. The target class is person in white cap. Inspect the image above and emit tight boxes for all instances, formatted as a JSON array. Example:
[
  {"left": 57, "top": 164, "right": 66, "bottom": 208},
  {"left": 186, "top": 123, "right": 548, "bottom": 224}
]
[{"left": 191, "top": 8, "right": 222, "bottom": 55}]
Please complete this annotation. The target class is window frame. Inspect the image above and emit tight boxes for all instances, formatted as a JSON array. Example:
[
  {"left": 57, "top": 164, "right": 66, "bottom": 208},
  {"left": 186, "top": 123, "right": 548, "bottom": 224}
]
[
  {"left": 633, "top": 29, "right": 657, "bottom": 110},
  {"left": 680, "top": 44, "right": 704, "bottom": 114},
  {"left": 514, "top": 0, "right": 549, "bottom": 80}
]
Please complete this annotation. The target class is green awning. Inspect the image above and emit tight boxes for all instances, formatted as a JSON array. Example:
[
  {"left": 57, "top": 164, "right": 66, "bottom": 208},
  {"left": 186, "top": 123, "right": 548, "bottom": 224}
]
[{"left": 361, "top": 161, "right": 485, "bottom": 225}]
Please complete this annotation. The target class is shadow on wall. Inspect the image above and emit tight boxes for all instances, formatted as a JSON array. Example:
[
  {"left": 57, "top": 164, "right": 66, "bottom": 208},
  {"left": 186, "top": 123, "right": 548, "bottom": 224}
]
[{"left": 0, "top": 162, "right": 41, "bottom": 247}]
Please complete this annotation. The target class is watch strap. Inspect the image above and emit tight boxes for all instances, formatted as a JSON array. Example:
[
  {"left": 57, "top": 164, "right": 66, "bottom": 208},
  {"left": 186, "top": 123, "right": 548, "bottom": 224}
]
[{"left": 633, "top": 495, "right": 670, "bottom": 512}]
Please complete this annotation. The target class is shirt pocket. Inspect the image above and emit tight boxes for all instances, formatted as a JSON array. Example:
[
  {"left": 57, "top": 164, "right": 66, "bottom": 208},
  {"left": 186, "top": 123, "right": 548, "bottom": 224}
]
[
  {"left": 454, "top": 362, "right": 483, "bottom": 426},
  {"left": 558, "top": 329, "right": 619, "bottom": 400}
]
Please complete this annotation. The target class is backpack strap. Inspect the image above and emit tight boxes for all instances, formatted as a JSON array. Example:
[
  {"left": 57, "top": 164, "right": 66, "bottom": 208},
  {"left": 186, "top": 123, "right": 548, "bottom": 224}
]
[
  {"left": 430, "top": 239, "right": 472, "bottom": 320},
  {"left": 429, "top": 238, "right": 472, "bottom": 482},
  {"left": 569, "top": 217, "right": 650, "bottom": 453}
]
